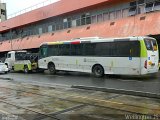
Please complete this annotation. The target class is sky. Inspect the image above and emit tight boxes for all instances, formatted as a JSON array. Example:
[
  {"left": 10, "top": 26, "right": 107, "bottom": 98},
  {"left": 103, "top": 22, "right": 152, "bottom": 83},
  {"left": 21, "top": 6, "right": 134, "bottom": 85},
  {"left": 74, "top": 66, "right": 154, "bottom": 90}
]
[{"left": 2, "top": 0, "right": 58, "bottom": 17}]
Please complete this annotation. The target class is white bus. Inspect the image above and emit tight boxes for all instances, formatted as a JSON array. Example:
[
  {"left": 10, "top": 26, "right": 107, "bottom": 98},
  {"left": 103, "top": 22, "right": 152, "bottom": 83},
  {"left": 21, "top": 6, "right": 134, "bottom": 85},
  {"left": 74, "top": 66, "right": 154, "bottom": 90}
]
[{"left": 38, "top": 36, "right": 159, "bottom": 77}]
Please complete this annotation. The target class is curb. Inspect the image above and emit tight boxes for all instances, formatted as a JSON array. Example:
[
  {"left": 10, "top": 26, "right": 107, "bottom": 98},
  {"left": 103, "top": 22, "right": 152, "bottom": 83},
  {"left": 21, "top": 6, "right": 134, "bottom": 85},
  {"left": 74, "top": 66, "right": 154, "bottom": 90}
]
[
  {"left": 0, "top": 77, "right": 14, "bottom": 81},
  {"left": 71, "top": 85, "right": 160, "bottom": 99}
]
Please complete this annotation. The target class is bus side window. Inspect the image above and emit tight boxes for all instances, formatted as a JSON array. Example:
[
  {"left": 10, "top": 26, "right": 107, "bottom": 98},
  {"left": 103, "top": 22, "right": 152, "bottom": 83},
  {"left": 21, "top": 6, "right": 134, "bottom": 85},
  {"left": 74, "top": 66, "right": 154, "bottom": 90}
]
[
  {"left": 71, "top": 44, "right": 84, "bottom": 56},
  {"left": 116, "top": 41, "right": 130, "bottom": 57},
  {"left": 48, "top": 45, "right": 59, "bottom": 56},
  {"left": 95, "top": 42, "right": 116, "bottom": 57},
  {"left": 59, "top": 44, "right": 70, "bottom": 56},
  {"left": 130, "top": 41, "right": 140, "bottom": 57},
  {"left": 84, "top": 43, "right": 96, "bottom": 56}
]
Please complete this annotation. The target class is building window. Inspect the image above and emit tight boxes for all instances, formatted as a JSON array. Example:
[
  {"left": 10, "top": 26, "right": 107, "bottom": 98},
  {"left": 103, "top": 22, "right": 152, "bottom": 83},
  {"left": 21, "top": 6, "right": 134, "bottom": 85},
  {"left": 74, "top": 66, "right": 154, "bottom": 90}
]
[
  {"left": 86, "top": 16, "right": 91, "bottom": 24},
  {"left": 67, "top": 18, "right": 72, "bottom": 28},
  {"left": 145, "top": 2, "right": 153, "bottom": 12},
  {"left": 59, "top": 24, "right": 63, "bottom": 30},
  {"left": 91, "top": 15, "right": 97, "bottom": 23},
  {"left": 80, "top": 13, "right": 91, "bottom": 25},
  {"left": 21, "top": 31, "right": 27, "bottom": 38},
  {"left": 81, "top": 14, "right": 86, "bottom": 25},
  {"left": 42, "top": 24, "right": 47, "bottom": 33},
  {"left": 76, "top": 19, "right": 81, "bottom": 26},
  {"left": 48, "top": 25, "right": 52, "bottom": 32},
  {"left": 103, "top": 12, "right": 109, "bottom": 21},
  {"left": 154, "top": 1, "right": 160, "bottom": 11},
  {"left": 130, "top": 1, "right": 137, "bottom": 6},
  {"left": 52, "top": 25, "right": 56, "bottom": 31},
  {"left": 56, "top": 24, "right": 60, "bottom": 30},
  {"left": 26, "top": 30, "right": 30, "bottom": 36},
  {"left": 116, "top": 10, "right": 122, "bottom": 19},
  {"left": 97, "top": 14, "right": 103, "bottom": 22},
  {"left": 122, "top": 8, "right": 129, "bottom": 17},
  {"left": 63, "top": 22, "right": 68, "bottom": 29},
  {"left": 86, "top": 13, "right": 91, "bottom": 24},
  {"left": 138, "top": 0, "right": 144, "bottom": 5},
  {"left": 129, "top": 7, "right": 137, "bottom": 16},
  {"left": 55, "top": 24, "right": 63, "bottom": 30},
  {"left": 63, "top": 18, "right": 71, "bottom": 29},
  {"left": 71, "top": 20, "right": 77, "bottom": 27},
  {"left": 63, "top": 18, "right": 68, "bottom": 29},
  {"left": 34, "top": 28, "right": 38, "bottom": 35},
  {"left": 38, "top": 28, "right": 43, "bottom": 34},
  {"left": 109, "top": 11, "right": 115, "bottom": 20}
]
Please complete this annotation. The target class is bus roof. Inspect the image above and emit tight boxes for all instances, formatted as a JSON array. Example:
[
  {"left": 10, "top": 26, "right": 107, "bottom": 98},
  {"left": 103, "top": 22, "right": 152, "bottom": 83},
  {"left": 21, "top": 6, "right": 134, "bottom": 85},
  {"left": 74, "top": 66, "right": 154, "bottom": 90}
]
[
  {"left": 41, "top": 36, "right": 156, "bottom": 46},
  {"left": 7, "top": 50, "right": 27, "bottom": 54}
]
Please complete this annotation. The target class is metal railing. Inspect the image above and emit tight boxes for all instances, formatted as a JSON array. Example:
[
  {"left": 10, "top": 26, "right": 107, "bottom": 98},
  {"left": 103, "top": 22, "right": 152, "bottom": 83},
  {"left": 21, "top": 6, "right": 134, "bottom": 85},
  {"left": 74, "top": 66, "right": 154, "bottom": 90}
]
[{"left": 7, "top": 0, "right": 60, "bottom": 19}]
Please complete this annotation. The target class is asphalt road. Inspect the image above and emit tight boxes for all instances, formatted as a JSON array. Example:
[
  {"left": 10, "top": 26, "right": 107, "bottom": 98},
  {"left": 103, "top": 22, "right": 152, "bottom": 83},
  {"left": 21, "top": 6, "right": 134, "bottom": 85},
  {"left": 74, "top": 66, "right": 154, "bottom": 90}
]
[
  {"left": 1, "top": 79, "right": 160, "bottom": 120},
  {"left": 1, "top": 71, "right": 160, "bottom": 95}
]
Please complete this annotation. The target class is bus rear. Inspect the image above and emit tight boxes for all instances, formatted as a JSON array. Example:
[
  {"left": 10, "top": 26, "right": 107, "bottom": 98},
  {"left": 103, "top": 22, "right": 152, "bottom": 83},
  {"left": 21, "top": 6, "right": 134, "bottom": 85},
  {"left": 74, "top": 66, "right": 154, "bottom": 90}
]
[{"left": 142, "top": 38, "right": 159, "bottom": 74}]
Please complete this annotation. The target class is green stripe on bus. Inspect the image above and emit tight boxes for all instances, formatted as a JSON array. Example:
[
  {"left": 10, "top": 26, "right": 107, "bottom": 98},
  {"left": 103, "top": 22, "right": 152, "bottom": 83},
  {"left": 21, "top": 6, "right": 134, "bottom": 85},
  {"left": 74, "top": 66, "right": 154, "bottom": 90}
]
[
  {"left": 14, "top": 64, "right": 32, "bottom": 71},
  {"left": 140, "top": 40, "right": 147, "bottom": 57}
]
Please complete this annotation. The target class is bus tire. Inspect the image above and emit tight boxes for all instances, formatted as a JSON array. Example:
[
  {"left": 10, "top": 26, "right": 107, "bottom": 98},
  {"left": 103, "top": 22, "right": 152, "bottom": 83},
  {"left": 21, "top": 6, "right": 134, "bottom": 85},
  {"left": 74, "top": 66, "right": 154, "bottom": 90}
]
[
  {"left": 92, "top": 65, "right": 104, "bottom": 78},
  {"left": 48, "top": 63, "right": 56, "bottom": 74},
  {"left": 24, "top": 65, "right": 29, "bottom": 74}
]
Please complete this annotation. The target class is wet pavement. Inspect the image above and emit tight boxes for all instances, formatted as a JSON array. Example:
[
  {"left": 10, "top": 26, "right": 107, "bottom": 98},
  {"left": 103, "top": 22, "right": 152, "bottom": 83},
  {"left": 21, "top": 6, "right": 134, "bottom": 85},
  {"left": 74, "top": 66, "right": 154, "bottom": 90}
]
[
  {"left": 0, "top": 71, "right": 160, "bottom": 94},
  {"left": 0, "top": 78, "right": 159, "bottom": 120}
]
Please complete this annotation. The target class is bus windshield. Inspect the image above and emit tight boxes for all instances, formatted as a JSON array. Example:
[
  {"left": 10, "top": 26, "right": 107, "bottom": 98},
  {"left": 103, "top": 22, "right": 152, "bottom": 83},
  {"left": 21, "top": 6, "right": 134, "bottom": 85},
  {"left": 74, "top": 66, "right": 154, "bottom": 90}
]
[
  {"left": 15, "top": 52, "right": 27, "bottom": 60},
  {"left": 144, "top": 39, "right": 158, "bottom": 51}
]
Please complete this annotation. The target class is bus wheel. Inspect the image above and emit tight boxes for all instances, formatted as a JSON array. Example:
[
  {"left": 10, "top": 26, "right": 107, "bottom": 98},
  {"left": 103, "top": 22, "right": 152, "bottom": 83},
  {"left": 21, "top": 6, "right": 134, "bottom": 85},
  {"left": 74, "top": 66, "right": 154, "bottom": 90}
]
[
  {"left": 48, "top": 63, "right": 56, "bottom": 74},
  {"left": 92, "top": 65, "right": 104, "bottom": 78},
  {"left": 24, "top": 65, "right": 29, "bottom": 74}
]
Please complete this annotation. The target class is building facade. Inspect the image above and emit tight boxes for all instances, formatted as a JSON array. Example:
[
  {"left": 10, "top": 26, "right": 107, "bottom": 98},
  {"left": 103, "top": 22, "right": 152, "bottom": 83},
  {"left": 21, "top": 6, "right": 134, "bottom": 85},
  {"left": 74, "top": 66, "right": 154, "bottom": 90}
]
[{"left": 0, "top": 0, "right": 160, "bottom": 57}]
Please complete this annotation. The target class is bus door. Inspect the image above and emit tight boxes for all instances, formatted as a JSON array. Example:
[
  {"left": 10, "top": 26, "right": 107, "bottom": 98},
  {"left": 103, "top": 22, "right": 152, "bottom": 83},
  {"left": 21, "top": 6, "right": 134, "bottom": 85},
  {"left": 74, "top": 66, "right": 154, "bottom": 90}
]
[
  {"left": 38, "top": 45, "right": 48, "bottom": 69},
  {"left": 144, "top": 39, "right": 159, "bottom": 70}
]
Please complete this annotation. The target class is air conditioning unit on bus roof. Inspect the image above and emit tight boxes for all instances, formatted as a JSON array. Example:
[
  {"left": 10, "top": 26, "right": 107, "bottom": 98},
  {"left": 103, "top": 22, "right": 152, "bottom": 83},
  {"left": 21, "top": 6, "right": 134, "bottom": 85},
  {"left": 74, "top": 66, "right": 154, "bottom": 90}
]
[{"left": 71, "top": 37, "right": 102, "bottom": 41}]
